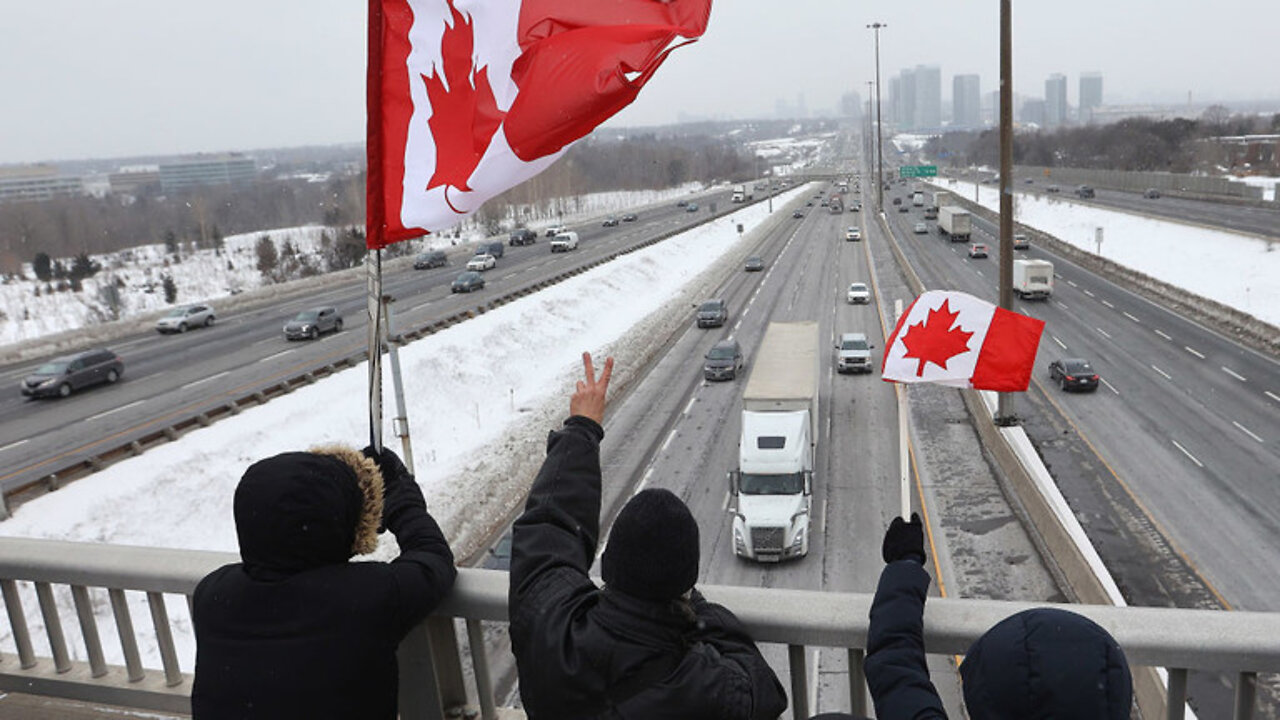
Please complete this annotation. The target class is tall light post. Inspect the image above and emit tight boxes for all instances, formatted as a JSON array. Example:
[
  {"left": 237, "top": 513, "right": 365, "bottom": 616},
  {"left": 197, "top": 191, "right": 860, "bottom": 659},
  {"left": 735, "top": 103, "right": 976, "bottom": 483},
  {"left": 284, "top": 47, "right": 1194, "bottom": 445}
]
[
  {"left": 867, "top": 22, "right": 887, "bottom": 213},
  {"left": 995, "top": 0, "right": 1016, "bottom": 425},
  {"left": 865, "top": 80, "right": 875, "bottom": 178}
]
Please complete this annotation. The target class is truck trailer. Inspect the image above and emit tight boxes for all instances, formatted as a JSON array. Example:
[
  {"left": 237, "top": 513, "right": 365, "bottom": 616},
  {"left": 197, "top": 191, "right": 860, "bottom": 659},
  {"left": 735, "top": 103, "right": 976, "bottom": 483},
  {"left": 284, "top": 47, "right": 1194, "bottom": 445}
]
[
  {"left": 937, "top": 207, "right": 972, "bottom": 241},
  {"left": 729, "top": 322, "right": 819, "bottom": 562}
]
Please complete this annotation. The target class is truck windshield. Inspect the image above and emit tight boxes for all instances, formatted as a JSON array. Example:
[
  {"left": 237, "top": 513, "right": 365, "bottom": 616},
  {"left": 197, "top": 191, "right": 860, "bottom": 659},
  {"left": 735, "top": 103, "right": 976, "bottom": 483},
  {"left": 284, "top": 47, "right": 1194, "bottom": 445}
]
[{"left": 739, "top": 472, "right": 804, "bottom": 495}]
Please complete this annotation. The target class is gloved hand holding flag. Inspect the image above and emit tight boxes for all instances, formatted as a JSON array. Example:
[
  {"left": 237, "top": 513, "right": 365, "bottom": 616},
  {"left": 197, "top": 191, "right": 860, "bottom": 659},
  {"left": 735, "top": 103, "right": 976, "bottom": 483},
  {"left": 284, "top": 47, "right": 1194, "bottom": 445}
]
[{"left": 881, "top": 290, "right": 1045, "bottom": 392}]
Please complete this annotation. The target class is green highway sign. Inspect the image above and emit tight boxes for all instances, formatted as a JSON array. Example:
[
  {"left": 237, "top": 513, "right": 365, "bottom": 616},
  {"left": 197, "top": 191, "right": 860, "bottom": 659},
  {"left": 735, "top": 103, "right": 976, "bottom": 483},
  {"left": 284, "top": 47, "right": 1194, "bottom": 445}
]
[{"left": 899, "top": 165, "right": 938, "bottom": 178}]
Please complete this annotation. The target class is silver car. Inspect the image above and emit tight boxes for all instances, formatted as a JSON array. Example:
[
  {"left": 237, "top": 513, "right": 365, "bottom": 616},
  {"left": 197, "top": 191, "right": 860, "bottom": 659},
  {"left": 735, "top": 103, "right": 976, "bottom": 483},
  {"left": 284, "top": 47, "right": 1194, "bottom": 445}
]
[
  {"left": 284, "top": 306, "right": 343, "bottom": 340},
  {"left": 155, "top": 304, "right": 215, "bottom": 333}
]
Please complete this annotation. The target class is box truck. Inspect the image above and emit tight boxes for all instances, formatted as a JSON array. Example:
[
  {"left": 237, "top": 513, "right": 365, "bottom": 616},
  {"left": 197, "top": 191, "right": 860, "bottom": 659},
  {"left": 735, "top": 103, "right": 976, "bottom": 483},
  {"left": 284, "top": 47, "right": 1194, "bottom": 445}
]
[
  {"left": 1013, "top": 258, "right": 1054, "bottom": 299},
  {"left": 937, "top": 207, "right": 972, "bottom": 241},
  {"left": 729, "top": 322, "right": 818, "bottom": 562}
]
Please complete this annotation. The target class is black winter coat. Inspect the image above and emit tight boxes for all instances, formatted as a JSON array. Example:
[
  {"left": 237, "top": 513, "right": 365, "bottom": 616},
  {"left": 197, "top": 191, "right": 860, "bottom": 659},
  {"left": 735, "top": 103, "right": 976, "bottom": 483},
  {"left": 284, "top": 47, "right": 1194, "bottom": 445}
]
[
  {"left": 865, "top": 560, "right": 947, "bottom": 720},
  {"left": 192, "top": 453, "right": 456, "bottom": 720},
  {"left": 509, "top": 417, "right": 788, "bottom": 720}
]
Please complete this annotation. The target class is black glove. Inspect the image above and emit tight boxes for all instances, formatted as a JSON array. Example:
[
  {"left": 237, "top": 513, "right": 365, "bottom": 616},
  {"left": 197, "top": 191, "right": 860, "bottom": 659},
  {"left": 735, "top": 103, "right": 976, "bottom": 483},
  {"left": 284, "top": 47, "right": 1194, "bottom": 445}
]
[
  {"left": 882, "top": 513, "right": 926, "bottom": 565},
  {"left": 363, "top": 444, "right": 426, "bottom": 532}
]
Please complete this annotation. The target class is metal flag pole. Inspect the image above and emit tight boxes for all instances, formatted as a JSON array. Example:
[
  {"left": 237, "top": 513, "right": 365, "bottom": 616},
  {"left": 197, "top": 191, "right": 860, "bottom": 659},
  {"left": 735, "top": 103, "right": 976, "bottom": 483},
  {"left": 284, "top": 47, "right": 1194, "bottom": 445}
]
[
  {"left": 366, "top": 249, "right": 384, "bottom": 451},
  {"left": 380, "top": 293, "right": 415, "bottom": 474},
  {"left": 895, "top": 298, "right": 910, "bottom": 519}
]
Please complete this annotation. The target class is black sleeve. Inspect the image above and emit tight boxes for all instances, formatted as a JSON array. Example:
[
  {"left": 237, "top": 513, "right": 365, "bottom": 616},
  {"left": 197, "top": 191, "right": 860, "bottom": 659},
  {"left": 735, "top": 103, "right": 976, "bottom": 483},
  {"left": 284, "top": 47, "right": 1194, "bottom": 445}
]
[
  {"left": 689, "top": 591, "right": 789, "bottom": 720},
  {"left": 865, "top": 561, "right": 948, "bottom": 720},
  {"left": 509, "top": 416, "right": 605, "bottom": 604},
  {"left": 384, "top": 480, "right": 458, "bottom": 635}
]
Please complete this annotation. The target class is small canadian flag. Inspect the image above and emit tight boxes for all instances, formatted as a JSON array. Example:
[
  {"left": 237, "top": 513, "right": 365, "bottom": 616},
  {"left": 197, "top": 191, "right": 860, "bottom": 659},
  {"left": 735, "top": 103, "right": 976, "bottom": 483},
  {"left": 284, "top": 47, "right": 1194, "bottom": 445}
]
[{"left": 881, "top": 290, "right": 1045, "bottom": 392}]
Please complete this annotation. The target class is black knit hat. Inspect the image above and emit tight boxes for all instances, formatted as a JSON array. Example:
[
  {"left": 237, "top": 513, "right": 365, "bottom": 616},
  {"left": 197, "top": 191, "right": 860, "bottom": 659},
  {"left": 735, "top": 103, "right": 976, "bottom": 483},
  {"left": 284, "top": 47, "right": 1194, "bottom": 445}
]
[{"left": 602, "top": 489, "right": 699, "bottom": 601}]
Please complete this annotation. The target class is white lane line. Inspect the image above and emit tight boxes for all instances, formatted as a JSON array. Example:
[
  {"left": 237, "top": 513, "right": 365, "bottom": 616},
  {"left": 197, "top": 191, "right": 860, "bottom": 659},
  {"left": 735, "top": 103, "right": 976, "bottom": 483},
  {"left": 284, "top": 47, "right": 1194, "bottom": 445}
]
[
  {"left": 1067, "top": 279, "right": 1078, "bottom": 287},
  {"left": 1052, "top": 336, "right": 1067, "bottom": 349},
  {"left": 1123, "top": 311, "right": 1140, "bottom": 323},
  {"left": 1101, "top": 299, "right": 1115, "bottom": 309},
  {"left": 1096, "top": 327, "right": 1112, "bottom": 339},
  {"left": 0, "top": 439, "right": 30, "bottom": 453},
  {"left": 413, "top": 301, "right": 432, "bottom": 311},
  {"left": 1055, "top": 301, "right": 1069, "bottom": 310},
  {"left": 253, "top": 337, "right": 278, "bottom": 346},
  {"left": 1233, "top": 421, "right": 1264, "bottom": 444},
  {"left": 1222, "top": 366, "right": 1247, "bottom": 382},
  {"left": 1267, "top": 390, "right": 1280, "bottom": 403},
  {"left": 683, "top": 396, "right": 697, "bottom": 415},
  {"left": 1083, "top": 289, "right": 1095, "bottom": 297},
  {"left": 183, "top": 371, "right": 229, "bottom": 390},
  {"left": 1100, "top": 377, "right": 1120, "bottom": 395},
  {"left": 659, "top": 429, "right": 676, "bottom": 454},
  {"left": 721, "top": 490, "right": 731, "bottom": 512},
  {"left": 1151, "top": 365, "right": 1172, "bottom": 380},
  {"left": 87, "top": 400, "right": 144, "bottom": 422},
  {"left": 1184, "top": 346, "right": 1205, "bottom": 359},
  {"left": 1154, "top": 329, "right": 1172, "bottom": 341},
  {"left": 1171, "top": 440, "right": 1205, "bottom": 468},
  {"left": 259, "top": 349, "right": 295, "bottom": 363},
  {"left": 975, "top": 269, "right": 984, "bottom": 277},
  {"left": 639, "top": 467, "right": 654, "bottom": 492}
]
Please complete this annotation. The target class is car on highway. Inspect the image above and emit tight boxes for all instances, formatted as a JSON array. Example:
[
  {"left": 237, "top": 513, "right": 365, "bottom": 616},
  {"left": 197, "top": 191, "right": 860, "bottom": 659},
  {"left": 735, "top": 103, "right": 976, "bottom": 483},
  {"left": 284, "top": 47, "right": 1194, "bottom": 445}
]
[
  {"left": 806, "top": 201, "right": 814, "bottom": 207},
  {"left": 820, "top": 199, "right": 829, "bottom": 207},
  {"left": 892, "top": 197, "right": 902, "bottom": 205},
  {"left": 466, "top": 253, "right": 496, "bottom": 271},
  {"left": 602, "top": 216, "right": 619, "bottom": 227},
  {"left": 284, "top": 306, "right": 343, "bottom": 340},
  {"left": 744, "top": 256, "right": 765, "bottom": 272},
  {"left": 968, "top": 243, "right": 989, "bottom": 258},
  {"left": 413, "top": 250, "right": 448, "bottom": 269},
  {"left": 685, "top": 203, "right": 699, "bottom": 212},
  {"left": 845, "top": 227, "right": 862, "bottom": 241},
  {"left": 792, "top": 210, "right": 804, "bottom": 219},
  {"left": 155, "top": 304, "right": 215, "bottom": 334},
  {"left": 451, "top": 271, "right": 485, "bottom": 293},
  {"left": 508, "top": 228, "right": 537, "bottom": 246},
  {"left": 21, "top": 348, "right": 123, "bottom": 399},
  {"left": 703, "top": 339, "right": 744, "bottom": 381},
  {"left": 544, "top": 225, "right": 567, "bottom": 237},
  {"left": 1144, "top": 188, "right": 1162, "bottom": 199},
  {"left": 1075, "top": 185, "right": 1096, "bottom": 199},
  {"left": 849, "top": 204, "right": 860, "bottom": 213},
  {"left": 1013, "top": 233, "right": 1030, "bottom": 250},
  {"left": 1048, "top": 358, "right": 1100, "bottom": 392},
  {"left": 677, "top": 199, "right": 688, "bottom": 208},
  {"left": 480, "top": 242, "right": 504, "bottom": 258},
  {"left": 846, "top": 282, "right": 870, "bottom": 304},
  {"left": 550, "top": 231, "right": 580, "bottom": 252},
  {"left": 834, "top": 332, "right": 873, "bottom": 374},
  {"left": 897, "top": 205, "right": 909, "bottom": 213},
  {"left": 622, "top": 213, "right": 638, "bottom": 222},
  {"left": 695, "top": 299, "right": 728, "bottom": 328},
  {"left": 913, "top": 222, "right": 928, "bottom": 234}
]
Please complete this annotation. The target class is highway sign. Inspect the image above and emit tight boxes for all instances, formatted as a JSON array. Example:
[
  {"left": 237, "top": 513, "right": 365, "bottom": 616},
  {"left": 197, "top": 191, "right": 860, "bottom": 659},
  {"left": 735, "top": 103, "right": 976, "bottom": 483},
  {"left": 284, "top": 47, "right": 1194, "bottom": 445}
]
[{"left": 899, "top": 165, "right": 938, "bottom": 178}]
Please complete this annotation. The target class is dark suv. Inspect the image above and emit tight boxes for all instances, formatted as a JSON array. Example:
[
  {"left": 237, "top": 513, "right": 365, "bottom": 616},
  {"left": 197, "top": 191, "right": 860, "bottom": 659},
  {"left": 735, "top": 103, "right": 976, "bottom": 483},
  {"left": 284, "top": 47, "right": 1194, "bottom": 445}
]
[
  {"left": 21, "top": 349, "right": 124, "bottom": 399},
  {"left": 703, "top": 339, "right": 744, "bottom": 381},
  {"left": 1075, "top": 185, "right": 1096, "bottom": 199},
  {"left": 480, "top": 241, "right": 504, "bottom": 259},
  {"left": 695, "top": 299, "right": 728, "bottom": 328},
  {"left": 413, "top": 250, "right": 447, "bottom": 269},
  {"left": 509, "top": 228, "right": 537, "bottom": 246}
]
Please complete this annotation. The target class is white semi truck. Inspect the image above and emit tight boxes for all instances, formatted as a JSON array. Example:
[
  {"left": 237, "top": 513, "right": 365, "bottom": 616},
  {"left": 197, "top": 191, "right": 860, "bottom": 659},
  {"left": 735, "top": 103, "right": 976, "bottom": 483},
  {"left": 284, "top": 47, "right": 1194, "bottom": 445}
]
[
  {"left": 932, "top": 190, "right": 954, "bottom": 208},
  {"left": 732, "top": 184, "right": 753, "bottom": 203},
  {"left": 1013, "top": 258, "right": 1054, "bottom": 299},
  {"left": 937, "top": 207, "right": 972, "bottom": 242},
  {"left": 729, "top": 321, "right": 818, "bottom": 562}
]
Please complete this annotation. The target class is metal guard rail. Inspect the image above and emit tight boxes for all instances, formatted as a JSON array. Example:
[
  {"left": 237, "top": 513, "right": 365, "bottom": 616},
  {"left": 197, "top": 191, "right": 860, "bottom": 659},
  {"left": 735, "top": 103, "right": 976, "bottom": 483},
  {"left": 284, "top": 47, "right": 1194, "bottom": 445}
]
[{"left": 0, "top": 539, "right": 1277, "bottom": 719}]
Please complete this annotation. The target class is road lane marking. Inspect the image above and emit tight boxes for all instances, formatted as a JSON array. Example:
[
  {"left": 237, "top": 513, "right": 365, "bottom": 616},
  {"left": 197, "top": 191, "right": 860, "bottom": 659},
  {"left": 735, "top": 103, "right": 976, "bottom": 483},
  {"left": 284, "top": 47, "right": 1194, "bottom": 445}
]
[
  {"left": 1267, "top": 391, "right": 1280, "bottom": 403},
  {"left": 683, "top": 397, "right": 697, "bottom": 415},
  {"left": 1154, "top": 329, "right": 1172, "bottom": 341},
  {"left": 1171, "top": 440, "right": 1204, "bottom": 468},
  {"left": 1221, "top": 366, "right": 1247, "bottom": 382},
  {"left": 1101, "top": 299, "right": 1115, "bottom": 308},
  {"left": 259, "top": 350, "right": 295, "bottom": 363},
  {"left": 183, "top": 371, "right": 229, "bottom": 390},
  {"left": 1233, "top": 421, "right": 1264, "bottom": 443},
  {"left": 253, "top": 337, "right": 278, "bottom": 346},
  {"left": 87, "top": 400, "right": 144, "bottom": 422},
  {"left": 1123, "top": 311, "right": 1140, "bottom": 323},
  {"left": 1100, "top": 377, "right": 1120, "bottom": 395},
  {"left": 1055, "top": 301, "right": 1069, "bottom": 310},
  {"left": 659, "top": 429, "right": 676, "bottom": 454},
  {"left": 1067, "top": 279, "right": 1078, "bottom": 287},
  {"left": 1050, "top": 336, "right": 1066, "bottom": 349},
  {"left": 1096, "top": 327, "right": 1112, "bottom": 339},
  {"left": 1151, "top": 365, "right": 1172, "bottom": 380},
  {"left": 1083, "top": 289, "right": 1095, "bottom": 297},
  {"left": 1184, "top": 346, "right": 1205, "bottom": 359},
  {"left": 0, "top": 439, "right": 29, "bottom": 453}
]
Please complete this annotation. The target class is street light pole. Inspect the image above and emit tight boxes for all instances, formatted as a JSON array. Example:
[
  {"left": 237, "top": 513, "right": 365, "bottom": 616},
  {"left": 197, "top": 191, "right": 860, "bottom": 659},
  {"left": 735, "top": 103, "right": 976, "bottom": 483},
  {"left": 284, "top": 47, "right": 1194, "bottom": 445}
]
[
  {"left": 867, "top": 22, "right": 887, "bottom": 214},
  {"left": 995, "top": 0, "right": 1017, "bottom": 425}
]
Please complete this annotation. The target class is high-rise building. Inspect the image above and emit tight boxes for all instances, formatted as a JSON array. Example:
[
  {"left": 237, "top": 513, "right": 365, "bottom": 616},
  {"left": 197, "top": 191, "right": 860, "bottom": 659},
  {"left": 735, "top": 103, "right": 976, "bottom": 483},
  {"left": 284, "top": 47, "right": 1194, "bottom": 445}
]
[
  {"left": 1045, "top": 73, "right": 1068, "bottom": 128},
  {"left": 898, "top": 68, "right": 917, "bottom": 130},
  {"left": 953, "top": 74, "right": 982, "bottom": 128},
  {"left": 914, "top": 65, "right": 942, "bottom": 130},
  {"left": 887, "top": 76, "right": 901, "bottom": 126},
  {"left": 1079, "top": 72, "right": 1103, "bottom": 123},
  {"left": 840, "top": 91, "right": 863, "bottom": 119},
  {"left": 1020, "top": 98, "right": 1046, "bottom": 127}
]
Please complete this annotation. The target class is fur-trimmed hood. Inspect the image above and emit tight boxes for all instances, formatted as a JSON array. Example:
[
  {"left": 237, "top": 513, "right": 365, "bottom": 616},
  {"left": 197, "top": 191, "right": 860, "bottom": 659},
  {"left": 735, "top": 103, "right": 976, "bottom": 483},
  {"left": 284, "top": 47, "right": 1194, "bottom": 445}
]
[{"left": 234, "top": 445, "right": 384, "bottom": 580}]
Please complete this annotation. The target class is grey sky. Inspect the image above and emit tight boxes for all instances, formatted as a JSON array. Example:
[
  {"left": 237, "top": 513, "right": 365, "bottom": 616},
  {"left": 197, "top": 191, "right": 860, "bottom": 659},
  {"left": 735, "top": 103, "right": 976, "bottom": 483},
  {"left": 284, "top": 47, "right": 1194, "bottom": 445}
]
[{"left": 2, "top": 1, "right": 1277, "bottom": 164}]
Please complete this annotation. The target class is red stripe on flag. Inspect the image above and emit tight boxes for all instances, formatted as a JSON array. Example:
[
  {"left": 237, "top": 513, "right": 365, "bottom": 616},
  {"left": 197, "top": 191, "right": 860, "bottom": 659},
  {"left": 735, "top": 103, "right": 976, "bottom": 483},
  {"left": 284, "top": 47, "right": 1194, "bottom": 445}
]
[
  {"left": 969, "top": 306, "right": 1045, "bottom": 391},
  {"left": 367, "top": 0, "right": 419, "bottom": 249}
]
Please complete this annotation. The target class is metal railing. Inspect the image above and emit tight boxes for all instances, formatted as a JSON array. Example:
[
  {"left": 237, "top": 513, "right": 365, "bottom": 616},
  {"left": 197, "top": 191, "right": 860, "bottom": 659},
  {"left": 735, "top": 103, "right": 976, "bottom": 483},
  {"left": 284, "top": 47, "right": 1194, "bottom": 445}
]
[{"left": 0, "top": 538, "right": 1277, "bottom": 719}]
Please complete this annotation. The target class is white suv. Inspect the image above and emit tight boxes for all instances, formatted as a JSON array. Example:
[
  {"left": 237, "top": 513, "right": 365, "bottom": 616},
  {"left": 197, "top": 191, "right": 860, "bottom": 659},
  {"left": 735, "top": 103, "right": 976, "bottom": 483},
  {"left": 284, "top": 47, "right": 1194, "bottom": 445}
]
[
  {"left": 550, "top": 231, "right": 579, "bottom": 252},
  {"left": 846, "top": 282, "right": 870, "bottom": 305},
  {"left": 835, "top": 332, "right": 874, "bottom": 374},
  {"left": 845, "top": 227, "right": 862, "bottom": 241}
]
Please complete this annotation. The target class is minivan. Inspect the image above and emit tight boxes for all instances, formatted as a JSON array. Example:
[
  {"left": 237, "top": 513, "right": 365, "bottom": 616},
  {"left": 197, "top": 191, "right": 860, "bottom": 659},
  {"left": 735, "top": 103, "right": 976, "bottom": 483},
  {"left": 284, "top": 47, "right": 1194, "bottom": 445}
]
[
  {"left": 21, "top": 349, "right": 124, "bottom": 398},
  {"left": 695, "top": 299, "right": 728, "bottom": 328},
  {"left": 414, "top": 250, "right": 447, "bottom": 269},
  {"left": 703, "top": 339, "right": 744, "bottom": 381},
  {"left": 508, "top": 228, "right": 536, "bottom": 246},
  {"left": 478, "top": 242, "right": 504, "bottom": 259}
]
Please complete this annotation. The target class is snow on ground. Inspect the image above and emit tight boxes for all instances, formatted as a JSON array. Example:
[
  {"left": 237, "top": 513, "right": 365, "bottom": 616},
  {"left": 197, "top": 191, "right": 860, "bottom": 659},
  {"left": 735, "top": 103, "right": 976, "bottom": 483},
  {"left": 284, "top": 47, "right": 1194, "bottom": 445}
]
[
  {"left": 0, "top": 185, "right": 811, "bottom": 671},
  {"left": 0, "top": 185, "right": 705, "bottom": 350},
  {"left": 1226, "top": 174, "right": 1280, "bottom": 202},
  {"left": 933, "top": 179, "right": 1280, "bottom": 326}
]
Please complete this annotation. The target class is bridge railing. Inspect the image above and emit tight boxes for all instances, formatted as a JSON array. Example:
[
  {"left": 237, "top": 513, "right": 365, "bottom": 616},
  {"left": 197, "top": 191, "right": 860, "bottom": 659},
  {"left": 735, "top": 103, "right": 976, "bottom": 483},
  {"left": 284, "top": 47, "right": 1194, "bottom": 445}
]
[{"left": 0, "top": 538, "right": 1277, "bottom": 719}]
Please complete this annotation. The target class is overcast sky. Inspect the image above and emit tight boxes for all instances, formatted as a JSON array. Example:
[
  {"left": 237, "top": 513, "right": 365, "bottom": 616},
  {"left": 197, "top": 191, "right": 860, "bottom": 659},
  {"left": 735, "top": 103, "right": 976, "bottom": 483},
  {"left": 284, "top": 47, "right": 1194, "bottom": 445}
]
[{"left": 2, "top": 0, "right": 1277, "bottom": 165}]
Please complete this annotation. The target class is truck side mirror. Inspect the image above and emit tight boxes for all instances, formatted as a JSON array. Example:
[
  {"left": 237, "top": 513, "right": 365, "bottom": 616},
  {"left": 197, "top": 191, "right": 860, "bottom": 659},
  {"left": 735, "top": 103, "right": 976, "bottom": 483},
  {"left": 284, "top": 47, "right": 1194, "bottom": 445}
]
[{"left": 727, "top": 471, "right": 739, "bottom": 496}]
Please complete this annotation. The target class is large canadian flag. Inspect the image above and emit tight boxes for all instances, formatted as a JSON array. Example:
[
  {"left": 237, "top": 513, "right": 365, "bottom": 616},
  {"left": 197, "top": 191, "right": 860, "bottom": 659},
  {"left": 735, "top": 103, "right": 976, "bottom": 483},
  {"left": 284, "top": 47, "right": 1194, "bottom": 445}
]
[
  {"left": 367, "top": 0, "right": 712, "bottom": 248},
  {"left": 881, "top": 290, "right": 1045, "bottom": 392}
]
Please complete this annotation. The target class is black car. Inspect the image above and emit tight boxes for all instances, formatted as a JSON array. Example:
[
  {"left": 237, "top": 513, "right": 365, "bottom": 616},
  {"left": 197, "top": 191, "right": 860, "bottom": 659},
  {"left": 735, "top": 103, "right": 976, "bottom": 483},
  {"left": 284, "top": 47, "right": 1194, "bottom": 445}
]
[
  {"left": 622, "top": 213, "right": 638, "bottom": 222},
  {"left": 695, "top": 299, "right": 727, "bottom": 328},
  {"left": 744, "top": 256, "right": 765, "bottom": 272},
  {"left": 21, "top": 348, "right": 123, "bottom": 399},
  {"left": 451, "top": 271, "right": 486, "bottom": 293},
  {"left": 1075, "top": 185, "right": 1096, "bottom": 199},
  {"left": 284, "top": 306, "right": 343, "bottom": 340},
  {"left": 602, "top": 217, "right": 619, "bottom": 227},
  {"left": 898, "top": 205, "right": 909, "bottom": 213},
  {"left": 792, "top": 210, "right": 804, "bottom": 219},
  {"left": 1048, "top": 358, "right": 1100, "bottom": 392},
  {"left": 508, "top": 228, "right": 537, "bottom": 246},
  {"left": 479, "top": 241, "right": 504, "bottom": 259},
  {"left": 677, "top": 200, "right": 688, "bottom": 208},
  {"left": 703, "top": 339, "right": 744, "bottom": 381},
  {"left": 892, "top": 197, "right": 902, "bottom": 205},
  {"left": 413, "top": 250, "right": 447, "bottom": 269}
]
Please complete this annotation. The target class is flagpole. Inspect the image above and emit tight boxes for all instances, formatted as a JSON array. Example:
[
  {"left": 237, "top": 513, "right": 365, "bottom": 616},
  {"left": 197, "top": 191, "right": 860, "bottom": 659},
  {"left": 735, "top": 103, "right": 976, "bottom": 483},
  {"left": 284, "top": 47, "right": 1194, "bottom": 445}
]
[
  {"left": 995, "top": 0, "right": 1018, "bottom": 426},
  {"left": 895, "top": 299, "right": 910, "bottom": 520},
  {"left": 366, "top": 249, "right": 384, "bottom": 451}
]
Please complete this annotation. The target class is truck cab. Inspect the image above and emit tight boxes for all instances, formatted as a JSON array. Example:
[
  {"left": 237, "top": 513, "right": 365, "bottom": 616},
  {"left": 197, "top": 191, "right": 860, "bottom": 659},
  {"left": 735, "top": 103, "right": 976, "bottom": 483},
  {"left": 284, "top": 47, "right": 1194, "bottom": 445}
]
[{"left": 730, "top": 411, "right": 812, "bottom": 561}]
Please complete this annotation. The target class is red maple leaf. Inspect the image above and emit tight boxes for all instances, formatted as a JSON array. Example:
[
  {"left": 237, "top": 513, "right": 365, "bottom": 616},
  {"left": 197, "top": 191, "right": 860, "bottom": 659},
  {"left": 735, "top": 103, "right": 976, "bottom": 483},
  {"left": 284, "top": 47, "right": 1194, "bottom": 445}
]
[
  {"left": 900, "top": 299, "right": 974, "bottom": 376},
  {"left": 422, "top": 0, "right": 504, "bottom": 198}
]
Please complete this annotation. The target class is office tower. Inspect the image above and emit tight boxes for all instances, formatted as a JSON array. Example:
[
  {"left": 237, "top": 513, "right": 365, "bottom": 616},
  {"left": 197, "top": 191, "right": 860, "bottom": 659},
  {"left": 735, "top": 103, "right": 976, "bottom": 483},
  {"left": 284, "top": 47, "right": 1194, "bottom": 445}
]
[
  {"left": 1079, "top": 72, "right": 1103, "bottom": 123},
  {"left": 1045, "top": 73, "right": 1068, "bottom": 127},
  {"left": 914, "top": 65, "right": 942, "bottom": 130},
  {"left": 953, "top": 74, "right": 982, "bottom": 128}
]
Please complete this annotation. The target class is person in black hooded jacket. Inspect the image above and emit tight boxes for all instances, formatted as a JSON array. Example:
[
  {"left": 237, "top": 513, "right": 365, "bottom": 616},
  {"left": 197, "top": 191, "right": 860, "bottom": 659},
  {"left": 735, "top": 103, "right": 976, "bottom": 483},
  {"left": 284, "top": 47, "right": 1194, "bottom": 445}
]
[
  {"left": 509, "top": 352, "right": 788, "bottom": 720},
  {"left": 192, "top": 443, "right": 456, "bottom": 720},
  {"left": 858, "top": 514, "right": 1133, "bottom": 720}
]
